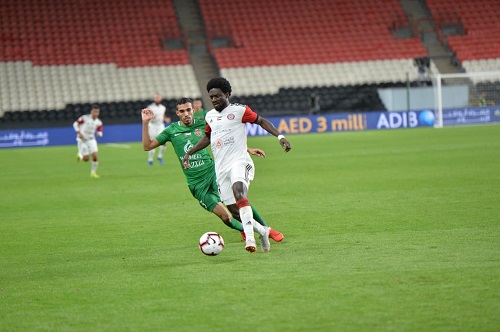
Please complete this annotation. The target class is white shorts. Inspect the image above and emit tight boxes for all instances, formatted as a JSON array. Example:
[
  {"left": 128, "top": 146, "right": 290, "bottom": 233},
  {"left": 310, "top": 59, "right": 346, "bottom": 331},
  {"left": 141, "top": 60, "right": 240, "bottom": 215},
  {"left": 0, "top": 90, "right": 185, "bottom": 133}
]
[
  {"left": 149, "top": 124, "right": 165, "bottom": 140},
  {"left": 77, "top": 138, "right": 98, "bottom": 156},
  {"left": 217, "top": 159, "right": 255, "bottom": 205}
]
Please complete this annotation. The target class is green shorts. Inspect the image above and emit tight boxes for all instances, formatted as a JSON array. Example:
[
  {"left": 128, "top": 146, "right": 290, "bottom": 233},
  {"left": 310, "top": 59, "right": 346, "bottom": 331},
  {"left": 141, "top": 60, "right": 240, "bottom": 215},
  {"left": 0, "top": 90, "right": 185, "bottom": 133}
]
[{"left": 188, "top": 171, "right": 221, "bottom": 212}]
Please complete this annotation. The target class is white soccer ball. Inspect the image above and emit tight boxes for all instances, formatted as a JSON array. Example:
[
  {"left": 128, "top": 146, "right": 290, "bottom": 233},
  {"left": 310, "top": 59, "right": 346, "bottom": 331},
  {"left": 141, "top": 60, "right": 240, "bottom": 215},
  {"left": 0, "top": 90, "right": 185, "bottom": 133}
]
[{"left": 199, "top": 232, "right": 224, "bottom": 256}]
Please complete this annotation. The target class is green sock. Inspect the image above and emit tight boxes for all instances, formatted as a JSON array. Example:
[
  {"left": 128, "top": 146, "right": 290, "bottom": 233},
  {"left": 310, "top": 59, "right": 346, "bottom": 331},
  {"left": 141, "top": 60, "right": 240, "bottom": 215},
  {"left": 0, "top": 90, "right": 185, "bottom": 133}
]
[
  {"left": 251, "top": 204, "right": 268, "bottom": 226},
  {"left": 226, "top": 218, "right": 244, "bottom": 231}
]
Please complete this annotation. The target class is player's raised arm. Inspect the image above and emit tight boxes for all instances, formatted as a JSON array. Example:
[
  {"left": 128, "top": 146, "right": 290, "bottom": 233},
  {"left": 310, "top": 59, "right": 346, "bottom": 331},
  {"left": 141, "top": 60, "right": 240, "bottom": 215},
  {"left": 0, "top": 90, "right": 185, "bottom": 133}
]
[
  {"left": 255, "top": 116, "right": 291, "bottom": 152},
  {"left": 141, "top": 108, "right": 161, "bottom": 151},
  {"left": 182, "top": 134, "right": 211, "bottom": 168}
]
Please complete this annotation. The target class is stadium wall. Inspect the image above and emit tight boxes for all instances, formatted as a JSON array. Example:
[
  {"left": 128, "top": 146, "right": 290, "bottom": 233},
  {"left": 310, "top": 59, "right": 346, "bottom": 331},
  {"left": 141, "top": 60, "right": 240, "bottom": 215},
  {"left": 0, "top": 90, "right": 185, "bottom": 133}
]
[{"left": 378, "top": 86, "right": 470, "bottom": 111}]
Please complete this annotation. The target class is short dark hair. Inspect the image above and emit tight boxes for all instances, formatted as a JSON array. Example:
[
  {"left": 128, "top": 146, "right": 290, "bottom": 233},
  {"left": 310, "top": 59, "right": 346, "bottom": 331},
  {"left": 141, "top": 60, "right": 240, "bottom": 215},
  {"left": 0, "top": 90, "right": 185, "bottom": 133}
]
[
  {"left": 176, "top": 97, "right": 193, "bottom": 105},
  {"left": 194, "top": 97, "right": 203, "bottom": 102},
  {"left": 91, "top": 104, "right": 100, "bottom": 110},
  {"left": 206, "top": 77, "right": 232, "bottom": 95}
]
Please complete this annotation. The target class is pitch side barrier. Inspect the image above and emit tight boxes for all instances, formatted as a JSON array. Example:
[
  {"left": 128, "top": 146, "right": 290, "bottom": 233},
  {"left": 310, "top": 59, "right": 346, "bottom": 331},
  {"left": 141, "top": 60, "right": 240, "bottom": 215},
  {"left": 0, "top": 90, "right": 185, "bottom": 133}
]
[
  {"left": 1, "top": 110, "right": 437, "bottom": 148},
  {"left": 440, "top": 106, "right": 500, "bottom": 126},
  {"left": 0, "top": 110, "right": 433, "bottom": 148},
  {"left": 246, "top": 110, "right": 436, "bottom": 136},
  {"left": 0, "top": 123, "right": 141, "bottom": 149}
]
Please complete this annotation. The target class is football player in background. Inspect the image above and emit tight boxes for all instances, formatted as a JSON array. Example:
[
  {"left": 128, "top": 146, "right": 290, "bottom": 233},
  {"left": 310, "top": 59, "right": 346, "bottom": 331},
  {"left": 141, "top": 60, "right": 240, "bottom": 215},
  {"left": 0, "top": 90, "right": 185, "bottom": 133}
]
[
  {"left": 146, "top": 93, "right": 169, "bottom": 166},
  {"left": 192, "top": 97, "right": 207, "bottom": 121},
  {"left": 73, "top": 104, "right": 103, "bottom": 178}
]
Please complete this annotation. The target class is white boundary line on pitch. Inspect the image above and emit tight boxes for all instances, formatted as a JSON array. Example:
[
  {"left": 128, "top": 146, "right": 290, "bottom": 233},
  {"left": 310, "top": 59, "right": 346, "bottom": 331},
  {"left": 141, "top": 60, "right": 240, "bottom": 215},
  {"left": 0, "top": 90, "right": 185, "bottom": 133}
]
[{"left": 105, "top": 143, "right": 131, "bottom": 149}]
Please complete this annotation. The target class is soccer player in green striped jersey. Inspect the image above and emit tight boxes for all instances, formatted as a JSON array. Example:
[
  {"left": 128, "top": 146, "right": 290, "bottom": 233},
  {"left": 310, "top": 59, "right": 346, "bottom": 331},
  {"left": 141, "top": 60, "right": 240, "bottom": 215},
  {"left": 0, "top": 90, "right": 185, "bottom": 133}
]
[{"left": 141, "top": 97, "right": 283, "bottom": 241}]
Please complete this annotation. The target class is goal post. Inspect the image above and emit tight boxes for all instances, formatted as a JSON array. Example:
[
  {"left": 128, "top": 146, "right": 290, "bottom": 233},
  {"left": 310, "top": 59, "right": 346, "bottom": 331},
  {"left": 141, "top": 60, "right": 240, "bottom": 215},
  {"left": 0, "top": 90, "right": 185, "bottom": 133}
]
[{"left": 431, "top": 71, "right": 500, "bottom": 128}]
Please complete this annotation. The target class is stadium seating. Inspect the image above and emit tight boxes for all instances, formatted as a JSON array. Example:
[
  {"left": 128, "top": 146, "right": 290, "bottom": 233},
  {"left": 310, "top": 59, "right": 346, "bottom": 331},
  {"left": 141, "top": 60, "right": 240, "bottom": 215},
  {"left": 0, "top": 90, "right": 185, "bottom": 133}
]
[
  {"left": 425, "top": 0, "right": 500, "bottom": 66},
  {"left": 1, "top": 0, "right": 445, "bottom": 128},
  {"left": 198, "top": 0, "right": 428, "bottom": 98},
  {"left": 0, "top": 0, "right": 186, "bottom": 66},
  {"left": 200, "top": 0, "right": 426, "bottom": 68},
  {"left": 0, "top": 62, "right": 200, "bottom": 112},
  {"left": 220, "top": 59, "right": 435, "bottom": 96},
  {"left": 0, "top": 0, "right": 200, "bottom": 120}
]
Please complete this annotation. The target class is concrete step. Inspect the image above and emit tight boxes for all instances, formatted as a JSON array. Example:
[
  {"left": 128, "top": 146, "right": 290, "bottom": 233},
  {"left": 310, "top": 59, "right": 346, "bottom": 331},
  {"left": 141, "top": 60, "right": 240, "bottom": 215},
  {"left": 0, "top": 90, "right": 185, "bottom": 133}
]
[
  {"left": 432, "top": 57, "right": 463, "bottom": 75},
  {"left": 172, "top": 0, "right": 219, "bottom": 105},
  {"left": 398, "top": 0, "right": 462, "bottom": 75},
  {"left": 398, "top": 0, "right": 431, "bottom": 20}
]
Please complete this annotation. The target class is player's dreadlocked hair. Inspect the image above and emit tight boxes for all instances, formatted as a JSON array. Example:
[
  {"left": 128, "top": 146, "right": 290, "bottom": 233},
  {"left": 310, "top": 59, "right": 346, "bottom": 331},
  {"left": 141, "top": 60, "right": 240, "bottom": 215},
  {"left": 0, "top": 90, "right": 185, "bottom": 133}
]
[
  {"left": 206, "top": 77, "right": 232, "bottom": 96},
  {"left": 176, "top": 97, "right": 193, "bottom": 105}
]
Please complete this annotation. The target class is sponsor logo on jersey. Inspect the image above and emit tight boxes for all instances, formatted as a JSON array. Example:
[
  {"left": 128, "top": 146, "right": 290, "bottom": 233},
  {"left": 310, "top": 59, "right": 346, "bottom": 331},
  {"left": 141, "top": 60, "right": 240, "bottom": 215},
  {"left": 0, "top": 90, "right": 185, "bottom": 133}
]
[
  {"left": 227, "top": 113, "right": 235, "bottom": 120},
  {"left": 213, "top": 137, "right": 234, "bottom": 149},
  {"left": 223, "top": 136, "right": 235, "bottom": 146},
  {"left": 217, "top": 116, "right": 222, "bottom": 121},
  {"left": 212, "top": 128, "right": 232, "bottom": 135},
  {"left": 183, "top": 139, "right": 194, "bottom": 153},
  {"left": 184, "top": 132, "right": 191, "bottom": 136}
]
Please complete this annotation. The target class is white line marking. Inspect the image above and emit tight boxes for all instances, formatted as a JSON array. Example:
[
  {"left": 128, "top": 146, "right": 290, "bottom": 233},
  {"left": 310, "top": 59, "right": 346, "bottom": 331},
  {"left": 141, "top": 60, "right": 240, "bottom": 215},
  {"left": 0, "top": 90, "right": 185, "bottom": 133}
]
[{"left": 105, "top": 143, "right": 131, "bottom": 149}]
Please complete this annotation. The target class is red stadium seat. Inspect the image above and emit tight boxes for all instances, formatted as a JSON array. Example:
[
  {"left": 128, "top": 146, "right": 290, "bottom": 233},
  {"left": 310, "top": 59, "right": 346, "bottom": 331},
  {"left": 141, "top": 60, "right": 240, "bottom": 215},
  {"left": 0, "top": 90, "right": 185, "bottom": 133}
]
[
  {"left": 199, "top": 0, "right": 426, "bottom": 68},
  {"left": 0, "top": 0, "right": 188, "bottom": 66},
  {"left": 425, "top": 0, "right": 500, "bottom": 61}
]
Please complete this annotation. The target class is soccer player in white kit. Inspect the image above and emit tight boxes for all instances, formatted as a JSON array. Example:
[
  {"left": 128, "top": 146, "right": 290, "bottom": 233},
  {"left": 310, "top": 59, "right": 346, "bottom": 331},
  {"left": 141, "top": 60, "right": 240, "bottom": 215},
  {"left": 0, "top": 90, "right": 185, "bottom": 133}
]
[
  {"left": 183, "top": 78, "right": 291, "bottom": 253},
  {"left": 73, "top": 104, "right": 103, "bottom": 178},
  {"left": 146, "top": 93, "right": 169, "bottom": 166}
]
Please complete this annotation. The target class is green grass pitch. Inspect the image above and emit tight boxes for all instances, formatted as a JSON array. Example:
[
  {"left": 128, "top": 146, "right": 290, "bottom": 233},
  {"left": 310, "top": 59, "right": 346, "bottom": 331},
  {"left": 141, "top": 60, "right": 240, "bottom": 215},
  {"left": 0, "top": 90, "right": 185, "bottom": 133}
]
[{"left": 0, "top": 125, "right": 499, "bottom": 331}]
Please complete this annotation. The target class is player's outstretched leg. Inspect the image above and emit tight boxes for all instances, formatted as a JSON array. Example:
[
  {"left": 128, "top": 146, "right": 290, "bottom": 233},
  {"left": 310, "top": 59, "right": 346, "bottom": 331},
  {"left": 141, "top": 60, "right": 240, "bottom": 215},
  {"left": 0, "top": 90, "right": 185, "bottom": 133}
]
[
  {"left": 269, "top": 229, "right": 284, "bottom": 242},
  {"left": 212, "top": 203, "right": 244, "bottom": 231},
  {"left": 238, "top": 219, "right": 283, "bottom": 244},
  {"left": 251, "top": 205, "right": 268, "bottom": 226},
  {"left": 250, "top": 205, "right": 284, "bottom": 242}
]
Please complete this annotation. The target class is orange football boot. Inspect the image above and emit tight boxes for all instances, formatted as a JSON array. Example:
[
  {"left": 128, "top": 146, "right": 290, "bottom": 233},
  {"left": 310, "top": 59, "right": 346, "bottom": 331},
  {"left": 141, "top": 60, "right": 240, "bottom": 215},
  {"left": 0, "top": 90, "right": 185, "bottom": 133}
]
[{"left": 269, "top": 229, "right": 284, "bottom": 242}]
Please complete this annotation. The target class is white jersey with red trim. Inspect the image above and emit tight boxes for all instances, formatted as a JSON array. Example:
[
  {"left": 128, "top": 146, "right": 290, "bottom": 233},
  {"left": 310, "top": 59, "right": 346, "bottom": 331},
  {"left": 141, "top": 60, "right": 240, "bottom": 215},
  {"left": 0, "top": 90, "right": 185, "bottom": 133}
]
[
  {"left": 205, "top": 103, "right": 258, "bottom": 174},
  {"left": 73, "top": 114, "right": 103, "bottom": 141}
]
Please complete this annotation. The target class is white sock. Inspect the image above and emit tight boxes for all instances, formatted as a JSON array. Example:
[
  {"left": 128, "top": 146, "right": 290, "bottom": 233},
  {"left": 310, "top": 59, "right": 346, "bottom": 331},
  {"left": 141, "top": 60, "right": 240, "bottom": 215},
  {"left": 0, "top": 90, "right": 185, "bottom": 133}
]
[
  {"left": 91, "top": 161, "right": 98, "bottom": 173},
  {"left": 253, "top": 220, "right": 266, "bottom": 237},
  {"left": 239, "top": 205, "right": 255, "bottom": 242},
  {"left": 148, "top": 149, "right": 155, "bottom": 162},
  {"left": 158, "top": 145, "right": 166, "bottom": 158}
]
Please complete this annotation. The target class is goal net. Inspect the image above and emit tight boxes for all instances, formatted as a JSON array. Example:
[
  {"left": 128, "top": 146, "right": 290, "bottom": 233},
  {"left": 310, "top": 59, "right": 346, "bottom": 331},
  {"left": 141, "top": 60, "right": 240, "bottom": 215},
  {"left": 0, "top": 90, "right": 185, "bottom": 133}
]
[{"left": 431, "top": 71, "right": 500, "bottom": 127}]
